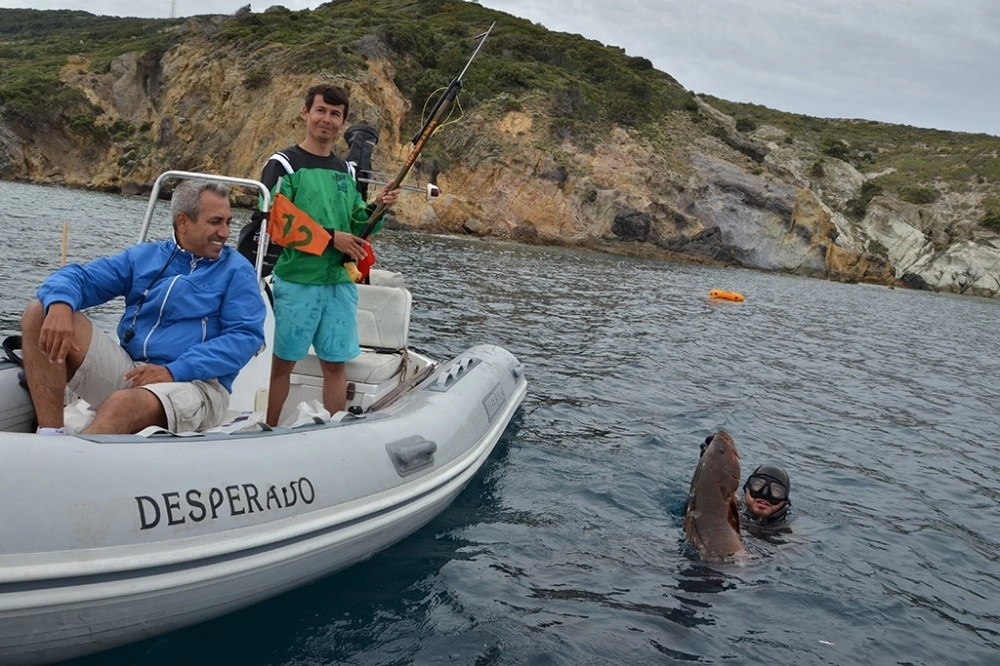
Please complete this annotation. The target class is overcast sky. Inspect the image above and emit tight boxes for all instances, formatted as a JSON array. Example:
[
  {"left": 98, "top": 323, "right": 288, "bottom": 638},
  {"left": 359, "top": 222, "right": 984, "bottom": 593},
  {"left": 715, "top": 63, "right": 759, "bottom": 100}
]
[{"left": 2, "top": 0, "right": 997, "bottom": 136}]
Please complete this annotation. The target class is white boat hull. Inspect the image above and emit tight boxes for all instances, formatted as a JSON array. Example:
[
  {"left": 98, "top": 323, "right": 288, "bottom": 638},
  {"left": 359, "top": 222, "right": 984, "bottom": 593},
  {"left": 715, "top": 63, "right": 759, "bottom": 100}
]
[{"left": 0, "top": 343, "right": 525, "bottom": 665}]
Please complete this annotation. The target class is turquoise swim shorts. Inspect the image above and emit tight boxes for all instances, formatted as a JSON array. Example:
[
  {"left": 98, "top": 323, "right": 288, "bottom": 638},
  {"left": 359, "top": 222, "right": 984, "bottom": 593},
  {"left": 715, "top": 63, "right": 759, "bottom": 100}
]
[{"left": 271, "top": 275, "right": 359, "bottom": 362}]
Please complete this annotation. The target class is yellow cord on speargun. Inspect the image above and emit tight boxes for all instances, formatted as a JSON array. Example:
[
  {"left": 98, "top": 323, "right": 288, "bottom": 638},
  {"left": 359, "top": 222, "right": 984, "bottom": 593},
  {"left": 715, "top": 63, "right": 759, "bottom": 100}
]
[{"left": 344, "top": 22, "right": 495, "bottom": 283}]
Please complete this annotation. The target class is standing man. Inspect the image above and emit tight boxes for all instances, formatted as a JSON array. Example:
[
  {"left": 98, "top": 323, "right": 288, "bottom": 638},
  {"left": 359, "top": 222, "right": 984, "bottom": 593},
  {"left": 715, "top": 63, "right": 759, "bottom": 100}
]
[
  {"left": 262, "top": 84, "right": 399, "bottom": 425},
  {"left": 21, "top": 179, "right": 266, "bottom": 435}
]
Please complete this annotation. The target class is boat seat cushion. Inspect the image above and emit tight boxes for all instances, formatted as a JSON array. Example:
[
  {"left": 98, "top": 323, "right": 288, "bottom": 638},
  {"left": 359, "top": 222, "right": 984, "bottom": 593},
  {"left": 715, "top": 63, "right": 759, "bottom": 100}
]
[
  {"left": 295, "top": 349, "right": 405, "bottom": 385},
  {"left": 355, "top": 283, "right": 411, "bottom": 351}
]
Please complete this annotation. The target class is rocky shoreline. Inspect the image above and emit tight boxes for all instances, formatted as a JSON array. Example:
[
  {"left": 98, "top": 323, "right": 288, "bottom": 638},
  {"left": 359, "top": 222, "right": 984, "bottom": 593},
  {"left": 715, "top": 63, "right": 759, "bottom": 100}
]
[{"left": 2, "top": 13, "right": 998, "bottom": 298}]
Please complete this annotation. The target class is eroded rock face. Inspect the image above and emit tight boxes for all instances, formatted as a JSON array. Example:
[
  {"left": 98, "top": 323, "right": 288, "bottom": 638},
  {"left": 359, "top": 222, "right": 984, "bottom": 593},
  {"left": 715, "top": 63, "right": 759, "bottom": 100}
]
[
  {"left": 2, "top": 33, "right": 998, "bottom": 297},
  {"left": 864, "top": 198, "right": 1000, "bottom": 296},
  {"left": 0, "top": 124, "right": 25, "bottom": 176}
]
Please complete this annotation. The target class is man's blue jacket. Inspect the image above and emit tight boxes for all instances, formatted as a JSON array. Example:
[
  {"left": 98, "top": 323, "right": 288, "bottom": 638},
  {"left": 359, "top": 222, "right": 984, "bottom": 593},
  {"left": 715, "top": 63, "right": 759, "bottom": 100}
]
[{"left": 37, "top": 239, "right": 265, "bottom": 393}]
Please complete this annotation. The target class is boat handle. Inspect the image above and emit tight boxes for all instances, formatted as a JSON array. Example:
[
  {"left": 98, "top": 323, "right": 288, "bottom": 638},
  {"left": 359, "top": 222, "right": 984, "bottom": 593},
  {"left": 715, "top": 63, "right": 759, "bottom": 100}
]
[
  {"left": 386, "top": 436, "right": 438, "bottom": 476},
  {"left": 428, "top": 356, "right": 478, "bottom": 392}
]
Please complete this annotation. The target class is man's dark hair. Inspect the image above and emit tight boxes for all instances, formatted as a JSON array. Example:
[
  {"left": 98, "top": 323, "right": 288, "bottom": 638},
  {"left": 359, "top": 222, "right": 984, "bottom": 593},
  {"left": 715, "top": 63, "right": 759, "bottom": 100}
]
[{"left": 304, "top": 84, "right": 350, "bottom": 119}]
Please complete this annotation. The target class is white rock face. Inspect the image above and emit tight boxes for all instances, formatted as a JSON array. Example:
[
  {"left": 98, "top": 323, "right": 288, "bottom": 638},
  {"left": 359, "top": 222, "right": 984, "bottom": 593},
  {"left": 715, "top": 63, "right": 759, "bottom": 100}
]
[
  {"left": 909, "top": 240, "right": 1000, "bottom": 296},
  {"left": 863, "top": 198, "right": 1000, "bottom": 297}
]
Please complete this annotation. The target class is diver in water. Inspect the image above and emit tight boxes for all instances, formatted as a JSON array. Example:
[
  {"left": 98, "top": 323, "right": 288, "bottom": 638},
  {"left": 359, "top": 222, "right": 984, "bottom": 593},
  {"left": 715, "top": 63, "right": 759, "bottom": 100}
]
[
  {"left": 742, "top": 463, "right": 791, "bottom": 525},
  {"left": 698, "top": 435, "right": 792, "bottom": 525}
]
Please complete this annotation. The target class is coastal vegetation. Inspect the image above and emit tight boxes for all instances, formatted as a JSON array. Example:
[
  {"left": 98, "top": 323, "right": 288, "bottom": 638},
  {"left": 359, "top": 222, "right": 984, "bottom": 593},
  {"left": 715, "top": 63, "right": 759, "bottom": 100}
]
[
  {"left": 211, "top": 0, "right": 694, "bottom": 144},
  {"left": 0, "top": 9, "right": 178, "bottom": 124},
  {"left": 1, "top": 0, "right": 998, "bottom": 294},
  {"left": 1, "top": 1, "right": 697, "bottom": 158},
  {"left": 706, "top": 96, "right": 1000, "bottom": 224},
  {"left": 3, "top": 1, "right": 995, "bottom": 224}
]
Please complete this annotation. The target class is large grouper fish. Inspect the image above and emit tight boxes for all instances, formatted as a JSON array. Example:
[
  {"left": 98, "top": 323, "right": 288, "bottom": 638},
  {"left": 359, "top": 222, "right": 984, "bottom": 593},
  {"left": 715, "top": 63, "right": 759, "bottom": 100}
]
[{"left": 683, "top": 430, "right": 747, "bottom": 562}]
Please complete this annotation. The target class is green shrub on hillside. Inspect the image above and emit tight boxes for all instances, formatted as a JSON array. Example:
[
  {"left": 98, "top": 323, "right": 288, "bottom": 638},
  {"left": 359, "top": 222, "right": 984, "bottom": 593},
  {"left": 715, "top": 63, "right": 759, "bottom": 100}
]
[
  {"left": 384, "top": 20, "right": 441, "bottom": 68},
  {"left": 69, "top": 113, "right": 103, "bottom": 139},
  {"left": 981, "top": 210, "right": 1000, "bottom": 233},
  {"left": 868, "top": 238, "right": 889, "bottom": 258},
  {"left": 822, "top": 139, "right": 850, "bottom": 160},
  {"left": 898, "top": 185, "right": 940, "bottom": 205},
  {"left": 845, "top": 179, "right": 885, "bottom": 219},
  {"left": 243, "top": 67, "right": 271, "bottom": 90},
  {"left": 1, "top": 74, "right": 92, "bottom": 124}
]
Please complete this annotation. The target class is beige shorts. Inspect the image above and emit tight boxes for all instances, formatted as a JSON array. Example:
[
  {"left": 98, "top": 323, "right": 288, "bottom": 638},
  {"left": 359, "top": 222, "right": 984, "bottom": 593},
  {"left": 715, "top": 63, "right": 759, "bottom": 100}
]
[{"left": 69, "top": 330, "right": 230, "bottom": 432}]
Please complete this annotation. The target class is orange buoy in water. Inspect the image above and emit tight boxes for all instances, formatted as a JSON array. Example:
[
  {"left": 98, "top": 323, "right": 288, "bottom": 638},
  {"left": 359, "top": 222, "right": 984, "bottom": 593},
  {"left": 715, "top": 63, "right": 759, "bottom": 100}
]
[{"left": 709, "top": 289, "right": 745, "bottom": 302}]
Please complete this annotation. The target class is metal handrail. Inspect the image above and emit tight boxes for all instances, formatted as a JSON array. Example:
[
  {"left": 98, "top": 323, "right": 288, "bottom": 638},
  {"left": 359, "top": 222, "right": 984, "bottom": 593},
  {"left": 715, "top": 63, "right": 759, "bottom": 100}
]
[{"left": 137, "top": 170, "right": 272, "bottom": 278}]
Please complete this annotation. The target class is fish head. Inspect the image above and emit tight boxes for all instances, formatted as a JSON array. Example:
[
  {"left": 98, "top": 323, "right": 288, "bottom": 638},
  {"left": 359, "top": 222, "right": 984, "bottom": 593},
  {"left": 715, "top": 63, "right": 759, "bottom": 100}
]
[{"left": 698, "top": 430, "right": 741, "bottom": 493}]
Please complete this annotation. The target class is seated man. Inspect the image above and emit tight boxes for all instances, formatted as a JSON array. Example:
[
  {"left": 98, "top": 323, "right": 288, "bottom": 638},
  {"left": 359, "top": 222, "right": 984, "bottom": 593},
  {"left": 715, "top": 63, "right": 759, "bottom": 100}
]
[
  {"left": 742, "top": 463, "right": 791, "bottom": 524},
  {"left": 20, "top": 179, "right": 266, "bottom": 435}
]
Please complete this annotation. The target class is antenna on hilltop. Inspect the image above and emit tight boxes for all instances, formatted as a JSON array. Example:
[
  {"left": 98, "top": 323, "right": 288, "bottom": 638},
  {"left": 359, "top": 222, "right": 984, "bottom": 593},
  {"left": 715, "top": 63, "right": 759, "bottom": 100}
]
[{"left": 170, "top": 0, "right": 177, "bottom": 18}]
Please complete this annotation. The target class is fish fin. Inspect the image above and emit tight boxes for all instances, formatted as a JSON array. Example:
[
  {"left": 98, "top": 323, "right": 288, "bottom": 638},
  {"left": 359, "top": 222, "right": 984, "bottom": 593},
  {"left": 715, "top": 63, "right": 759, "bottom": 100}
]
[{"left": 728, "top": 499, "right": 741, "bottom": 535}]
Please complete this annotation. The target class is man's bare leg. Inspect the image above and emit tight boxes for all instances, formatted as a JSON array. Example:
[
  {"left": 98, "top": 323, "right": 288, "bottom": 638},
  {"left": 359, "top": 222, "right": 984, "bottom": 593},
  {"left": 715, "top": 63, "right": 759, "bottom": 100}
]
[
  {"left": 20, "top": 300, "right": 93, "bottom": 429},
  {"left": 267, "top": 355, "right": 296, "bottom": 426},
  {"left": 83, "top": 387, "right": 168, "bottom": 434},
  {"left": 319, "top": 359, "right": 347, "bottom": 415}
]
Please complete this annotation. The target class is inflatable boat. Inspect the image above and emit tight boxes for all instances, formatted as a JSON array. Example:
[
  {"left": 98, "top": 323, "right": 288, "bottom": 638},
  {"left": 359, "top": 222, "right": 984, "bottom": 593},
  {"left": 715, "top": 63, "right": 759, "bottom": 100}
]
[{"left": 0, "top": 172, "right": 527, "bottom": 665}]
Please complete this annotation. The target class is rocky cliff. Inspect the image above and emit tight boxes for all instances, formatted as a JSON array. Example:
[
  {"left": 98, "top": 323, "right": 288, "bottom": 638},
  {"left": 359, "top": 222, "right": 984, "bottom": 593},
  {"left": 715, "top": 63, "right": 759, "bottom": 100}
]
[{"left": 2, "top": 9, "right": 999, "bottom": 298}]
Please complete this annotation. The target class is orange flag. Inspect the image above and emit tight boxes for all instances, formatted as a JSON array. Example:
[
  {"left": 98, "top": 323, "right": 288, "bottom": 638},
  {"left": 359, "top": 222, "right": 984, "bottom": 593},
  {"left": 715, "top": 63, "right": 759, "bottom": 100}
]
[{"left": 266, "top": 193, "right": 332, "bottom": 256}]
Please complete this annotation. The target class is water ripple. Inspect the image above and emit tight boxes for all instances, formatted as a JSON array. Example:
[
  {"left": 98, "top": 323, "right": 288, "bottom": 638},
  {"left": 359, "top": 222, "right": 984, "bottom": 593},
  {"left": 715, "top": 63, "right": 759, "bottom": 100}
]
[{"left": 4, "top": 181, "right": 999, "bottom": 665}]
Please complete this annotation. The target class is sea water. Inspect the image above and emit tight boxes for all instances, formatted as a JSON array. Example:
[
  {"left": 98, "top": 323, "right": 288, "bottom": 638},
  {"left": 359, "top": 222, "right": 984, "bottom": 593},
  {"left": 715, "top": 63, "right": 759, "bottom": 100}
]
[{"left": 1, "top": 180, "right": 998, "bottom": 665}]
